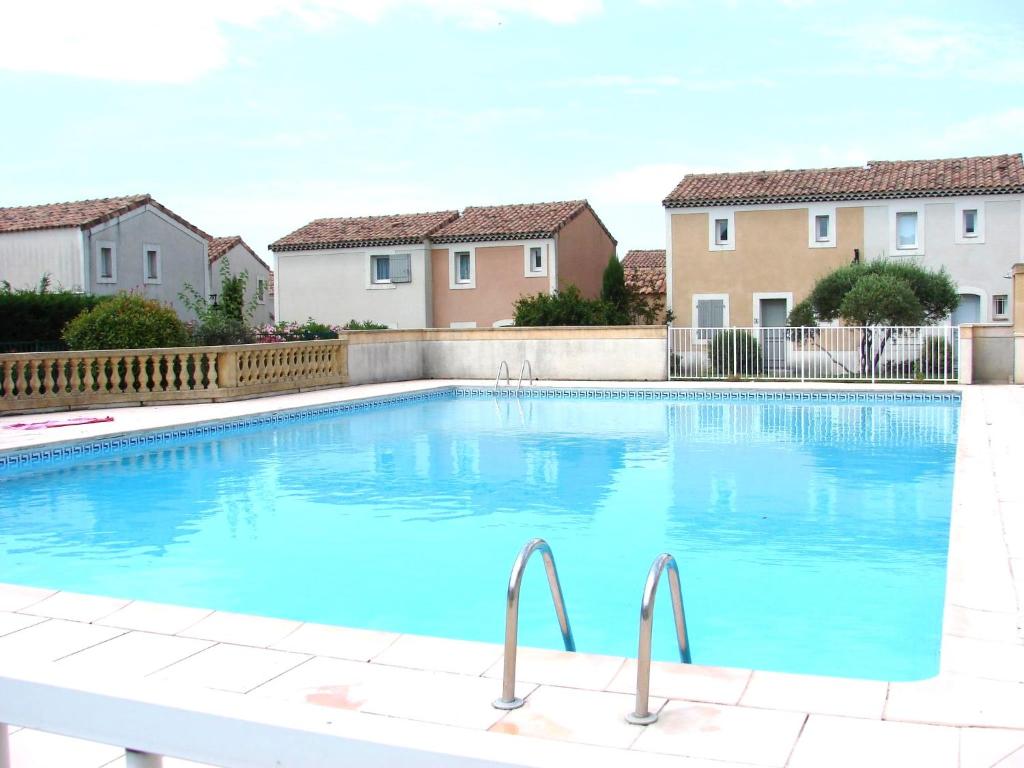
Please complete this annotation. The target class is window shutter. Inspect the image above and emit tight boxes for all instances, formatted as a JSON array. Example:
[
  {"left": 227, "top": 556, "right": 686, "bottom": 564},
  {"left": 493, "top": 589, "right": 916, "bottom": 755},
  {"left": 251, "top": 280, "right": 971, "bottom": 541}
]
[
  {"left": 697, "top": 299, "right": 724, "bottom": 329},
  {"left": 391, "top": 253, "right": 412, "bottom": 283}
]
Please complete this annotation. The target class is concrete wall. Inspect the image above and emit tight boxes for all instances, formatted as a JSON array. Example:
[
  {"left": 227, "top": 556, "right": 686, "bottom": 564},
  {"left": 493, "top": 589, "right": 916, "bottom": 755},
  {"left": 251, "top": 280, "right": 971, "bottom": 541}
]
[
  {"left": 863, "top": 196, "right": 1022, "bottom": 324},
  {"left": 343, "top": 326, "right": 667, "bottom": 382},
  {"left": 85, "top": 207, "right": 208, "bottom": 320},
  {"left": 0, "top": 228, "right": 82, "bottom": 291},
  {"left": 212, "top": 243, "right": 273, "bottom": 326},
  {"left": 670, "top": 206, "right": 860, "bottom": 327},
  {"left": 276, "top": 243, "right": 430, "bottom": 329},
  {"left": 555, "top": 207, "right": 617, "bottom": 299},
  {"left": 346, "top": 331, "right": 425, "bottom": 385},
  {"left": 971, "top": 325, "right": 1014, "bottom": 383}
]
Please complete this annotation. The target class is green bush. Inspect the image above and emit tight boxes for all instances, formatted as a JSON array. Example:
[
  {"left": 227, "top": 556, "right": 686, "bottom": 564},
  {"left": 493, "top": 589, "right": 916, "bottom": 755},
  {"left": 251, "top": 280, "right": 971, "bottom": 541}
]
[
  {"left": 190, "top": 313, "right": 256, "bottom": 346},
  {"left": 63, "top": 293, "right": 190, "bottom": 350},
  {"left": 0, "top": 281, "right": 104, "bottom": 347},
  {"left": 514, "top": 285, "right": 623, "bottom": 326},
  {"left": 916, "top": 336, "right": 956, "bottom": 379},
  {"left": 707, "top": 329, "right": 762, "bottom": 377},
  {"left": 343, "top": 319, "right": 389, "bottom": 331}
]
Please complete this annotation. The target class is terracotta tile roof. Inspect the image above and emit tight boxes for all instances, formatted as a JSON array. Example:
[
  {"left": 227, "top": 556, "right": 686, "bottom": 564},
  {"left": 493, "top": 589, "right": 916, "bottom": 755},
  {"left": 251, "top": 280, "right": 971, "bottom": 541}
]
[
  {"left": 207, "top": 235, "right": 271, "bottom": 272},
  {"left": 623, "top": 249, "right": 665, "bottom": 297},
  {"left": 430, "top": 200, "right": 617, "bottom": 245},
  {"left": 270, "top": 210, "right": 460, "bottom": 252},
  {"left": 0, "top": 194, "right": 211, "bottom": 239},
  {"left": 663, "top": 153, "right": 1024, "bottom": 208}
]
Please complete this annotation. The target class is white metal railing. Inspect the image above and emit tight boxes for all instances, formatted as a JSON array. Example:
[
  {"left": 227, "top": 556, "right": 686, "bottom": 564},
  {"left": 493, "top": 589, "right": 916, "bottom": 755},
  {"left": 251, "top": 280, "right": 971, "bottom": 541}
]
[
  {"left": 668, "top": 325, "right": 960, "bottom": 383},
  {"left": 0, "top": 662, "right": 531, "bottom": 768}
]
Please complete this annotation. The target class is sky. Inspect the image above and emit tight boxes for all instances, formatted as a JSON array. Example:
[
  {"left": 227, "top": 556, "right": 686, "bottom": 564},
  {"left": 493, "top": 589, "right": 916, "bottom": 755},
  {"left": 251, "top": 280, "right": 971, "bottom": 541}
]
[{"left": 1, "top": 0, "right": 1022, "bottom": 269}]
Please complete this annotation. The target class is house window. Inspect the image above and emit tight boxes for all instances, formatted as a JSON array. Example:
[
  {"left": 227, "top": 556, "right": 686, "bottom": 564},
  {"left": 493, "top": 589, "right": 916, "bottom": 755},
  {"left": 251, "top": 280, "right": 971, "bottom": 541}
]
[
  {"left": 256, "top": 278, "right": 266, "bottom": 304},
  {"left": 814, "top": 215, "right": 830, "bottom": 242},
  {"left": 696, "top": 297, "right": 725, "bottom": 340},
  {"left": 143, "top": 244, "right": 161, "bottom": 284},
  {"left": 993, "top": 294, "right": 1008, "bottom": 319},
  {"left": 371, "top": 255, "right": 390, "bottom": 283},
  {"left": 456, "top": 251, "right": 472, "bottom": 283},
  {"left": 96, "top": 241, "right": 117, "bottom": 283},
  {"left": 896, "top": 211, "right": 918, "bottom": 249},
  {"left": 530, "top": 246, "right": 543, "bottom": 272},
  {"left": 963, "top": 209, "right": 978, "bottom": 237},
  {"left": 714, "top": 218, "right": 729, "bottom": 245}
]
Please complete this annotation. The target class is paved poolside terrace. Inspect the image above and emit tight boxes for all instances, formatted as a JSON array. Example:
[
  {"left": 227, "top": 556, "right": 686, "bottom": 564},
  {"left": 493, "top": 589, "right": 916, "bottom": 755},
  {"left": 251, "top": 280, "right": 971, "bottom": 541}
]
[{"left": 0, "top": 381, "right": 1022, "bottom": 768}]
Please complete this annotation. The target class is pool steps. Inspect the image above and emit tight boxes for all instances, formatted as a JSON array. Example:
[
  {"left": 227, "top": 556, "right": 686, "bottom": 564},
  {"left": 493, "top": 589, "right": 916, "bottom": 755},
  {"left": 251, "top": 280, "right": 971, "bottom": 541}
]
[
  {"left": 490, "top": 539, "right": 693, "bottom": 726},
  {"left": 492, "top": 538, "right": 575, "bottom": 711}
]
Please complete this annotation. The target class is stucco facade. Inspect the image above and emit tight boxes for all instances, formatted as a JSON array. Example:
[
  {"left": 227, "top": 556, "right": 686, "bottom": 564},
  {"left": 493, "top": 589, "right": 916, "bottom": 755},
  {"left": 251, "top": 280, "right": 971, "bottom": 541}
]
[
  {"left": 862, "top": 196, "right": 1022, "bottom": 324},
  {"left": 665, "top": 156, "right": 1024, "bottom": 329},
  {"left": 0, "top": 203, "right": 209, "bottom": 320},
  {"left": 668, "top": 206, "right": 862, "bottom": 327},
  {"left": 276, "top": 242, "right": 432, "bottom": 329},
  {"left": 274, "top": 200, "right": 617, "bottom": 330},
  {"left": 84, "top": 206, "right": 209, "bottom": 319},
  {"left": 0, "top": 228, "right": 82, "bottom": 290},
  {"left": 555, "top": 206, "right": 617, "bottom": 298}
]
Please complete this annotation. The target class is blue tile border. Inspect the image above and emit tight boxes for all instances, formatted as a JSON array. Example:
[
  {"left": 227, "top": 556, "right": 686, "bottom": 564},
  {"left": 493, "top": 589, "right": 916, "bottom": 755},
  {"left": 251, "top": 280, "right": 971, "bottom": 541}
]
[
  {"left": 0, "top": 385, "right": 959, "bottom": 471},
  {"left": 466, "top": 386, "right": 960, "bottom": 403}
]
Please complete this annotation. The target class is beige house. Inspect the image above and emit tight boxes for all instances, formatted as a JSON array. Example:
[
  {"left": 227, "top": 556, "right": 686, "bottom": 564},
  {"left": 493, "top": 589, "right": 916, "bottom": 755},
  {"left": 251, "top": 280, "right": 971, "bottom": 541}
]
[
  {"left": 270, "top": 200, "right": 616, "bottom": 329},
  {"left": 208, "top": 236, "right": 274, "bottom": 326},
  {"left": 663, "top": 154, "right": 1024, "bottom": 331}
]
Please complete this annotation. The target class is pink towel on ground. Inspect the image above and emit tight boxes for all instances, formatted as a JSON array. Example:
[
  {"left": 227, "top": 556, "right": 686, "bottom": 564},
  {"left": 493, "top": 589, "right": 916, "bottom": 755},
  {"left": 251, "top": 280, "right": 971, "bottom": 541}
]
[{"left": 3, "top": 415, "right": 114, "bottom": 430}]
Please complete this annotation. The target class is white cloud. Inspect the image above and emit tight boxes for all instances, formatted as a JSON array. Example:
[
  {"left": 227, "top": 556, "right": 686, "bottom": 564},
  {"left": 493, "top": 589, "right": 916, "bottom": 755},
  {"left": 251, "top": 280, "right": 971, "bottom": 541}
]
[
  {"left": 922, "top": 109, "right": 1024, "bottom": 157},
  {"left": 826, "top": 18, "right": 1024, "bottom": 83},
  {"left": 0, "top": 0, "right": 603, "bottom": 83},
  {"left": 550, "top": 73, "right": 775, "bottom": 91}
]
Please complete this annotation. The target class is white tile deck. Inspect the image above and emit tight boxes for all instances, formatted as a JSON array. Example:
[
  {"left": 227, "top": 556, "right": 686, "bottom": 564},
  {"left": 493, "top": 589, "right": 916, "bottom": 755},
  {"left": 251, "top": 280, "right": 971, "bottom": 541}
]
[{"left": 1, "top": 381, "right": 1022, "bottom": 768}]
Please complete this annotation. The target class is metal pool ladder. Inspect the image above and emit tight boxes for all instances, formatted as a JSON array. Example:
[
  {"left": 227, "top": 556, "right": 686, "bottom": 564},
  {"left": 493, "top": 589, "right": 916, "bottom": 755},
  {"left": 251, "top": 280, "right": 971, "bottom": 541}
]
[
  {"left": 626, "top": 553, "right": 692, "bottom": 725},
  {"left": 494, "top": 360, "right": 511, "bottom": 393},
  {"left": 516, "top": 360, "right": 534, "bottom": 396},
  {"left": 492, "top": 538, "right": 576, "bottom": 710}
]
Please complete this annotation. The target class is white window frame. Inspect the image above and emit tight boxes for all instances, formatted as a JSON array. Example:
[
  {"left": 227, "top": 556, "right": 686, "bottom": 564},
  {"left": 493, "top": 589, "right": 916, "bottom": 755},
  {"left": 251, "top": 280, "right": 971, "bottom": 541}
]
[
  {"left": 992, "top": 294, "right": 1009, "bottom": 320},
  {"left": 708, "top": 210, "right": 735, "bottom": 251},
  {"left": 691, "top": 292, "right": 730, "bottom": 342},
  {"left": 751, "top": 291, "right": 794, "bottom": 327},
  {"left": 95, "top": 240, "right": 117, "bottom": 283},
  {"left": 807, "top": 204, "right": 837, "bottom": 248},
  {"left": 370, "top": 254, "right": 392, "bottom": 286},
  {"left": 523, "top": 241, "right": 548, "bottom": 277},
  {"left": 954, "top": 199, "right": 986, "bottom": 244},
  {"left": 889, "top": 203, "right": 925, "bottom": 256},
  {"left": 142, "top": 243, "right": 161, "bottom": 284},
  {"left": 448, "top": 246, "right": 476, "bottom": 289}
]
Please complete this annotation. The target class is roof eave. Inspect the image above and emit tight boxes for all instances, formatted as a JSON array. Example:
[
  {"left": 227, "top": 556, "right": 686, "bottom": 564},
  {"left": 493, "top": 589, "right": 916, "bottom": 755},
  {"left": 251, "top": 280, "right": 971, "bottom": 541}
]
[{"left": 663, "top": 184, "right": 1024, "bottom": 209}]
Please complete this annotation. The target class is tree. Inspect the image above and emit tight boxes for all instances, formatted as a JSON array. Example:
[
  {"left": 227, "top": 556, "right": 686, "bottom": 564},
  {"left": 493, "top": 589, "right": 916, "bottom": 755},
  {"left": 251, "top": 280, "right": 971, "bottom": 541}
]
[
  {"left": 788, "top": 260, "right": 959, "bottom": 377},
  {"left": 179, "top": 257, "right": 257, "bottom": 344},
  {"left": 600, "top": 254, "right": 627, "bottom": 310}
]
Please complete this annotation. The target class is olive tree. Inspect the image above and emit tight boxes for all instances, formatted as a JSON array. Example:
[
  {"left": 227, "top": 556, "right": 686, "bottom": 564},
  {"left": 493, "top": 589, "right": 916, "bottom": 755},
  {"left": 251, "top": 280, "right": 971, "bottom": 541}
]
[{"left": 788, "top": 261, "right": 958, "bottom": 376}]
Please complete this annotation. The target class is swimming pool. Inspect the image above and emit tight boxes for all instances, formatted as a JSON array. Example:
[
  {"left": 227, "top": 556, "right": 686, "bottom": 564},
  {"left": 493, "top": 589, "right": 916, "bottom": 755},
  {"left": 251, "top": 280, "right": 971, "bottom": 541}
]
[{"left": 0, "top": 388, "right": 959, "bottom": 681}]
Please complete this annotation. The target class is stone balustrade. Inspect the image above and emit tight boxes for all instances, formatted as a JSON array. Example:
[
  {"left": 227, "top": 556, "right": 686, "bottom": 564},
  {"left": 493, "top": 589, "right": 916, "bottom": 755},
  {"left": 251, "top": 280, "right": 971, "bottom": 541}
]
[{"left": 0, "top": 339, "right": 348, "bottom": 414}]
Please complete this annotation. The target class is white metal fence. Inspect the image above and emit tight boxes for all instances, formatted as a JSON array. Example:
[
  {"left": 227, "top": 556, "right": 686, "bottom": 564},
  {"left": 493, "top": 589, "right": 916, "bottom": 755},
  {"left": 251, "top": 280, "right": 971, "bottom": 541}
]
[{"left": 668, "top": 326, "right": 960, "bottom": 383}]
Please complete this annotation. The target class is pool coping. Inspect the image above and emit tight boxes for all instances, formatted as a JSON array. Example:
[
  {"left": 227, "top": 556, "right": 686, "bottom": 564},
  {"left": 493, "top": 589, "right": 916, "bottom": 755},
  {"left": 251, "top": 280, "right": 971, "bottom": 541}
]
[{"left": 1, "top": 380, "right": 1022, "bottom": 767}]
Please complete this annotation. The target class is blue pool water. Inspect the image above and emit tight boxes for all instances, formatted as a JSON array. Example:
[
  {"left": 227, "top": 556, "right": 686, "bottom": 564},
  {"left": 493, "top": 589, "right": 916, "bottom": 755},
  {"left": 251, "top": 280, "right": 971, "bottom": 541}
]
[{"left": 0, "top": 391, "right": 958, "bottom": 681}]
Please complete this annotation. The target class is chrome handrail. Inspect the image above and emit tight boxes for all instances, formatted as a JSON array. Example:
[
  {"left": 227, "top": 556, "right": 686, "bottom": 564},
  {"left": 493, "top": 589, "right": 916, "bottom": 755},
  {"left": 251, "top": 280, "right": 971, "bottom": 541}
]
[
  {"left": 515, "top": 360, "right": 534, "bottom": 395},
  {"left": 492, "top": 538, "right": 576, "bottom": 710},
  {"left": 626, "top": 553, "right": 691, "bottom": 725},
  {"left": 494, "top": 360, "right": 510, "bottom": 393}
]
